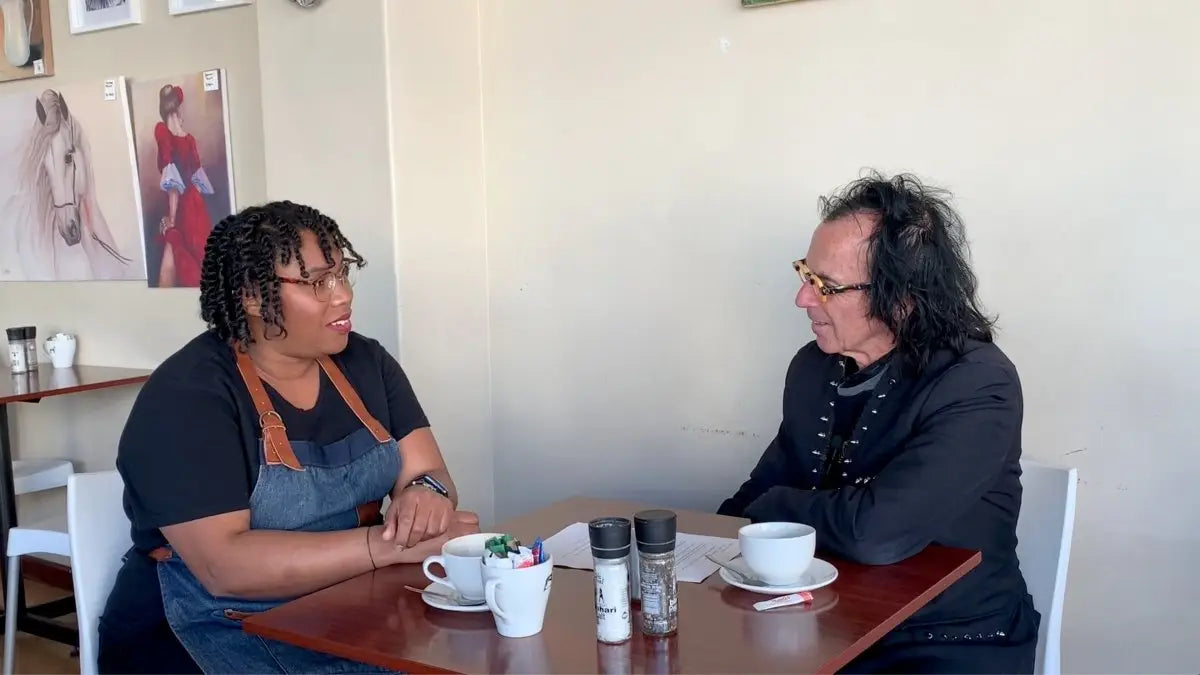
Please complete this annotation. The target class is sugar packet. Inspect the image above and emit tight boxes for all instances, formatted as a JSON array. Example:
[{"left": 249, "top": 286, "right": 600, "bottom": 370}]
[{"left": 482, "top": 534, "right": 546, "bottom": 569}]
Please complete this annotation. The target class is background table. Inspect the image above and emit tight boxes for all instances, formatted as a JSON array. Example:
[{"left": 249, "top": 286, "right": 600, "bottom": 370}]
[
  {"left": 244, "top": 497, "right": 980, "bottom": 673},
  {"left": 0, "top": 365, "right": 151, "bottom": 646}
]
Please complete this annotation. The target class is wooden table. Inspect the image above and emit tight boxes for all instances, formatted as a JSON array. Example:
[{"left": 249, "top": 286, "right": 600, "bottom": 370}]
[
  {"left": 0, "top": 365, "right": 152, "bottom": 646},
  {"left": 244, "top": 497, "right": 981, "bottom": 674}
]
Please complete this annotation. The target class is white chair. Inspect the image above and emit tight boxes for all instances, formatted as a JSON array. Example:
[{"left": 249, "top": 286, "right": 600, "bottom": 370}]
[
  {"left": 67, "top": 471, "right": 130, "bottom": 675},
  {"left": 1016, "top": 459, "right": 1078, "bottom": 675},
  {"left": 0, "top": 470, "right": 128, "bottom": 675},
  {"left": 12, "top": 459, "right": 74, "bottom": 496},
  {"left": 3, "top": 526, "right": 70, "bottom": 675},
  {"left": 2, "top": 458, "right": 75, "bottom": 675}
]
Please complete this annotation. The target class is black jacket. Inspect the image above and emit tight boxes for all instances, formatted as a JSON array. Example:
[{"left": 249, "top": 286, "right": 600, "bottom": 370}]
[{"left": 719, "top": 339, "right": 1040, "bottom": 643}]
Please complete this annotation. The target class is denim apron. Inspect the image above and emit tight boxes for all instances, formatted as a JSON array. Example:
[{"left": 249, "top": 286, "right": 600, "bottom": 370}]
[{"left": 153, "top": 349, "right": 400, "bottom": 674}]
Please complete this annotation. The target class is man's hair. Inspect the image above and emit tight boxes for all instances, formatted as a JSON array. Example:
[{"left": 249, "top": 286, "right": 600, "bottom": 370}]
[
  {"left": 819, "top": 170, "right": 995, "bottom": 373},
  {"left": 199, "top": 200, "right": 365, "bottom": 346}
]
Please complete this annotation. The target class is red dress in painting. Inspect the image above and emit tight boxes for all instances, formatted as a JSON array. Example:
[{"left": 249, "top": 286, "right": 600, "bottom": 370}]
[{"left": 155, "top": 121, "right": 214, "bottom": 287}]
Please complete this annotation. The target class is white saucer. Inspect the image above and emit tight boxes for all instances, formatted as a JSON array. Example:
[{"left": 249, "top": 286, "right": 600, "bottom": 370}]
[
  {"left": 418, "top": 583, "right": 490, "bottom": 613},
  {"left": 718, "top": 557, "right": 838, "bottom": 595}
]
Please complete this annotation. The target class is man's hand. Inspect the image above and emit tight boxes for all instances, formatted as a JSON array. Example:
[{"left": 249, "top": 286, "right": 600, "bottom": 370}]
[
  {"left": 383, "top": 485, "right": 456, "bottom": 548},
  {"left": 370, "top": 511, "right": 481, "bottom": 567}
]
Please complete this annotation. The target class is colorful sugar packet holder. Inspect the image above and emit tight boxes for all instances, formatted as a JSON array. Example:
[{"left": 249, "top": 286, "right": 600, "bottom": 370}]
[{"left": 482, "top": 534, "right": 548, "bottom": 569}]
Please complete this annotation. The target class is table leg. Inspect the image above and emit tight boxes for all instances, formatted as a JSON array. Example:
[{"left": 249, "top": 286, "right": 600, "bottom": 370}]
[{"left": 0, "top": 403, "right": 79, "bottom": 648}]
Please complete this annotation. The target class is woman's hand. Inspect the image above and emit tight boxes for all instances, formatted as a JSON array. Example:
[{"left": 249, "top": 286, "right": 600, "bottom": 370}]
[
  {"left": 370, "top": 511, "right": 481, "bottom": 567},
  {"left": 383, "top": 485, "right": 456, "bottom": 548}
]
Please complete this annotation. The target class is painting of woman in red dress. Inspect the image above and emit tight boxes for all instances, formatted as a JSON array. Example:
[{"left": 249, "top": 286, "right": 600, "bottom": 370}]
[
  {"left": 131, "top": 69, "right": 235, "bottom": 288},
  {"left": 152, "top": 84, "right": 214, "bottom": 287}
]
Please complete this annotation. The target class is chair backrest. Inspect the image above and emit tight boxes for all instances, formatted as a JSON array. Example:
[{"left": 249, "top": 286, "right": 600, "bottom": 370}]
[
  {"left": 67, "top": 470, "right": 131, "bottom": 675},
  {"left": 1016, "top": 459, "right": 1078, "bottom": 675}
]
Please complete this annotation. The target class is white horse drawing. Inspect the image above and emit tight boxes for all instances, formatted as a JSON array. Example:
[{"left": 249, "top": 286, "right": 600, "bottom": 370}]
[{"left": 0, "top": 89, "right": 135, "bottom": 281}]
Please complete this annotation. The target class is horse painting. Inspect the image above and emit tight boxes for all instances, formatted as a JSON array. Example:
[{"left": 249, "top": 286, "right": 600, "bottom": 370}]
[{"left": 0, "top": 88, "right": 141, "bottom": 281}]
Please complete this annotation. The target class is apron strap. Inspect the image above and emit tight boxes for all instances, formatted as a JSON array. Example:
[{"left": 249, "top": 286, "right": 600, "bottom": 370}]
[
  {"left": 318, "top": 355, "right": 392, "bottom": 444},
  {"left": 233, "top": 349, "right": 304, "bottom": 471}
]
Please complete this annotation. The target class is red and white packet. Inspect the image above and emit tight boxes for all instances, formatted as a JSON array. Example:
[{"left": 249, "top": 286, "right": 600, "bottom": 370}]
[{"left": 752, "top": 591, "right": 814, "bottom": 612}]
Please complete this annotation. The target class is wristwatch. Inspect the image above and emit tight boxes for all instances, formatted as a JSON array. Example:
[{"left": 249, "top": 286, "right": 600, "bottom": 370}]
[{"left": 409, "top": 474, "right": 450, "bottom": 499}]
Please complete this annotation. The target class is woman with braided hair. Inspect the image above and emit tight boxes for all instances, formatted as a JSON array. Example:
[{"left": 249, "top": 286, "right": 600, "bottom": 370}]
[{"left": 99, "top": 200, "right": 478, "bottom": 673}]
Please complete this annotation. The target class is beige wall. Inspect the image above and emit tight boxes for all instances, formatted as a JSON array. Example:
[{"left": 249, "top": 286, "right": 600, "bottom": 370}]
[
  {"left": 387, "top": 1, "right": 494, "bottom": 523},
  {"left": 0, "top": 1, "right": 264, "bottom": 525},
  {"left": 254, "top": 0, "right": 399, "bottom": 358},
  {"left": 471, "top": 0, "right": 1197, "bottom": 672}
]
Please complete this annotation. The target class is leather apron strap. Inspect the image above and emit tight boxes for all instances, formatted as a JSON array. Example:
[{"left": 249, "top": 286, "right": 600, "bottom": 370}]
[
  {"left": 234, "top": 349, "right": 303, "bottom": 471},
  {"left": 317, "top": 355, "right": 391, "bottom": 444},
  {"left": 232, "top": 350, "right": 394, "bottom": 471}
]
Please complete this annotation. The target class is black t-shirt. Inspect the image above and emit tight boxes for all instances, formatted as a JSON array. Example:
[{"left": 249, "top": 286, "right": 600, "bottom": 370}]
[{"left": 116, "top": 330, "right": 430, "bottom": 553}]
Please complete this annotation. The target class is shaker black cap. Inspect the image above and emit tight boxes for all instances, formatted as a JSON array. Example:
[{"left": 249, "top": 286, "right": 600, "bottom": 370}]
[
  {"left": 634, "top": 509, "right": 677, "bottom": 554},
  {"left": 5, "top": 328, "right": 21, "bottom": 341},
  {"left": 589, "top": 517, "right": 632, "bottom": 559}
]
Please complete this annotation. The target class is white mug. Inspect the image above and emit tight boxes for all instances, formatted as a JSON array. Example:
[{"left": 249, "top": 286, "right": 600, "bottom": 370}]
[
  {"left": 422, "top": 532, "right": 502, "bottom": 602},
  {"left": 738, "top": 522, "right": 816, "bottom": 586},
  {"left": 483, "top": 555, "right": 554, "bottom": 638},
  {"left": 43, "top": 333, "right": 76, "bottom": 369}
]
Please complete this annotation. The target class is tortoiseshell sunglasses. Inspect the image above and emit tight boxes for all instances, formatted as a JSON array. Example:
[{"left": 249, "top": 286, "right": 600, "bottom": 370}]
[{"left": 793, "top": 258, "right": 871, "bottom": 302}]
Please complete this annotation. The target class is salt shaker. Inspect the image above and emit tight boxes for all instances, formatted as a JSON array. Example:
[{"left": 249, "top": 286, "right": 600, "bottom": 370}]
[
  {"left": 589, "top": 517, "right": 633, "bottom": 644},
  {"left": 634, "top": 509, "right": 678, "bottom": 637},
  {"left": 6, "top": 327, "right": 31, "bottom": 374}
]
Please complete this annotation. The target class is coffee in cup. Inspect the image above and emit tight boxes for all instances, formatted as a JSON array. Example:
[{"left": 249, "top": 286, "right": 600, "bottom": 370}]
[
  {"left": 738, "top": 522, "right": 816, "bottom": 586},
  {"left": 423, "top": 532, "right": 503, "bottom": 602}
]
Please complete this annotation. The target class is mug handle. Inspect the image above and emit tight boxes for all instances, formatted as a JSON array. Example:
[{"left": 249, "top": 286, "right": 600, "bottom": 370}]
[
  {"left": 484, "top": 578, "right": 508, "bottom": 621},
  {"left": 422, "top": 556, "right": 457, "bottom": 593},
  {"left": 43, "top": 339, "right": 55, "bottom": 356}
]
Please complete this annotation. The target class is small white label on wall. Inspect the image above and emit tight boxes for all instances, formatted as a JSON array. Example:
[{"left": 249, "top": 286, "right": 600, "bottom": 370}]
[
  {"left": 32, "top": 60, "right": 44, "bottom": 76},
  {"left": 203, "top": 70, "right": 220, "bottom": 92},
  {"left": 103, "top": 79, "right": 117, "bottom": 101}
]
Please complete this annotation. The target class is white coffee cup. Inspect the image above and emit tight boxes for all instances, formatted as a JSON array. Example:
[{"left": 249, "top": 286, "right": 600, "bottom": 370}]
[
  {"left": 43, "top": 333, "right": 76, "bottom": 369},
  {"left": 738, "top": 522, "right": 816, "bottom": 586},
  {"left": 422, "top": 532, "right": 502, "bottom": 602},
  {"left": 482, "top": 555, "right": 554, "bottom": 638}
]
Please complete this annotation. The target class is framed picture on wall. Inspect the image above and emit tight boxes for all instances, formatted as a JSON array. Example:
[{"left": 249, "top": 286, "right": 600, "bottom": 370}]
[
  {"left": 67, "top": 0, "right": 143, "bottom": 34},
  {"left": 168, "top": 0, "right": 252, "bottom": 16},
  {"left": 128, "top": 69, "right": 237, "bottom": 288},
  {"left": 1, "top": 0, "right": 54, "bottom": 81}
]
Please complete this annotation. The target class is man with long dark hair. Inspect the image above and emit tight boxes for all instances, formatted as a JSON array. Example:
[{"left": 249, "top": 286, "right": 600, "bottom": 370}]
[{"left": 719, "top": 172, "right": 1039, "bottom": 673}]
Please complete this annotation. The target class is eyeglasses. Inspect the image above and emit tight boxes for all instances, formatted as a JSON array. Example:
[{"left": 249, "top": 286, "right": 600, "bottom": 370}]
[
  {"left": 793, "top": 258, "right": 871, "bottom": 303},
  {"left": 278, "top": 260, "right": 360, "bottom": 302}
]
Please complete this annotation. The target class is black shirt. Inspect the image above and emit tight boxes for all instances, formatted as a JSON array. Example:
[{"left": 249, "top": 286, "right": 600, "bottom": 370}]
[
  {"left": 821, "top": 355, "right": 890, "bottom": 489},
  {"left": 718, "top": 339, "right": 1040, "bottom": 644},
  {"left": 116, "top": 330, "right": 429, "bottom": 552}
]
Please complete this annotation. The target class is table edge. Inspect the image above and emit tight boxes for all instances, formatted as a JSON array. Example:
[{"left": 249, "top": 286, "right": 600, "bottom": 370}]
[
  {"left": 241, "top": 614, "right": 461, "bottom": 675},
  {"left": 0, "top": 372, "right": 151, "bottom": 405},
  {"left": 815, "top": 549, "right": 983, "bottom": 675}
]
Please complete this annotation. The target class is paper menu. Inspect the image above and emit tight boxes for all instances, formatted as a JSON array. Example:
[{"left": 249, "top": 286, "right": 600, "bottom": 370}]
[{"left": 542, "top": 521, "right": 740, "bottom": 584}]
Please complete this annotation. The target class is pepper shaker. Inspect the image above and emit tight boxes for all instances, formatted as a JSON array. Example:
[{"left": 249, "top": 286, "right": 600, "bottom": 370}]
[
  {"left": 634, "top": 509, "right": 678, "bottom": 637},
  {"left": 589, "top": 517, "right": 633, "bottom": 644},
  {"left": 24, "top": 327, "right": 38, "bottom": 371}
]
